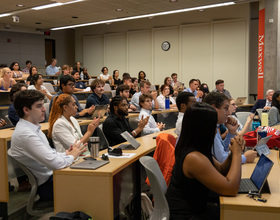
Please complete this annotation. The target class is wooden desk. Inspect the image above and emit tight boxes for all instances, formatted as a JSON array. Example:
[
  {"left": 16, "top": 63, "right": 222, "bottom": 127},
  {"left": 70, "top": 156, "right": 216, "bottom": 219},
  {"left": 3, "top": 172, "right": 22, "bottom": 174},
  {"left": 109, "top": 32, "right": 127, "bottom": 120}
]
[
  {"left": 220, "top": 150, "right": 280, "bottom": 219},
  {"left": 53, "top": 129, "right": 177, "bottom": 219}
]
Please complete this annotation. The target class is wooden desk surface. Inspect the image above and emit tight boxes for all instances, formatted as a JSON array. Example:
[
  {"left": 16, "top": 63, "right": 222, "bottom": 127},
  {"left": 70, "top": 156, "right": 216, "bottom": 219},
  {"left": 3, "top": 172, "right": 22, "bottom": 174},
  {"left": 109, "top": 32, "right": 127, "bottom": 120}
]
[{"left": 220, "top": 150, "right": 280, "bottom": 219}]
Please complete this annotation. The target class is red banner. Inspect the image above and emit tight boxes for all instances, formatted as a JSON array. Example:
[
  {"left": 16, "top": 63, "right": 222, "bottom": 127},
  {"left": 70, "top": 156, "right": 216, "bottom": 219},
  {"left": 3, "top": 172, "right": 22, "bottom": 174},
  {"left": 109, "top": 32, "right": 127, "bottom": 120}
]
[{"left": 258, "top": 9, "right": 265, "bottom": 99}]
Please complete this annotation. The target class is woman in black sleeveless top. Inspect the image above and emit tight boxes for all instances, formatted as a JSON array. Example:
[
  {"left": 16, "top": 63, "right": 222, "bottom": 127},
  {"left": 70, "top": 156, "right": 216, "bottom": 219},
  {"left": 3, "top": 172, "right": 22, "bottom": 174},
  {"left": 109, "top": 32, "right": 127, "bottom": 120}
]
[{"left": 166, "top": 102, "right": 243, "bottom": 219}]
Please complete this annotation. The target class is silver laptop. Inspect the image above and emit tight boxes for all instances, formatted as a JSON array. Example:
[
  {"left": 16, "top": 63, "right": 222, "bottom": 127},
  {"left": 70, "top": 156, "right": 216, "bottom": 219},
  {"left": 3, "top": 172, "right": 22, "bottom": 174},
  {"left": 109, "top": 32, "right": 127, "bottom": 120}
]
[
  {"left": 90, "top": 104, "right": 108, "bottom": 119},
  {"left": 238, "top": 154, "right": 274, "bottom": 194},
  {"left": 117, "top": 131, "right": 141, "bottom": 150},
  {"left": 70, "top": 160, "right": 109, "bottom": 170},
  {"left": 254, "top": 135, "right": 271, "bottom": 156},
  {"left": 235, "top": 97, "right": 247, "bottom": 106}
]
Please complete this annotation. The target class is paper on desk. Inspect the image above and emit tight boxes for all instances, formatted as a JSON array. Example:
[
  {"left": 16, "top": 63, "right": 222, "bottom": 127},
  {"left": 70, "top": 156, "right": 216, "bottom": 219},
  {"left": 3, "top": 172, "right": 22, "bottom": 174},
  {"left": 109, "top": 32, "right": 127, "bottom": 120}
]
[
  {"left": 102, "top": 153, "right": 136, "bottom": 158},
  {"left": 80, "top": 87, "right": 91, "bottom": 92}
]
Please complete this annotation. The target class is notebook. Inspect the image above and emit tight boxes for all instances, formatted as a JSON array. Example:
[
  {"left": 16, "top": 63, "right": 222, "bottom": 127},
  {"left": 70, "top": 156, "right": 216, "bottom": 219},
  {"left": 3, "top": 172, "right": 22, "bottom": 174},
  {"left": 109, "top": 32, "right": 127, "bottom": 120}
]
[
  {"left": 235, "top": 97, "right": 247, "bottom": 106},
  {"left": 90, "top": 104, "right": 108, "bottom": 119},
  {"left": 70, "top": 160, "right": 109, "bottom": 170},
  {"left": 238, "top": 154, "right": 274, "bottom": 194},
  {"left": 117, "top": 131, "right": 141, "bottom": 150}
]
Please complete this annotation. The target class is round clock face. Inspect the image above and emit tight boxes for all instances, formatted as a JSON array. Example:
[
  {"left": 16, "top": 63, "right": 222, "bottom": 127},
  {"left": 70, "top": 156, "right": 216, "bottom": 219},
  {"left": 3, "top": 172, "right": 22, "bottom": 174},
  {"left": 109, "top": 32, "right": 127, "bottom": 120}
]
[{"left": 161, "top": 41, "right": 170, "bottom": 51}]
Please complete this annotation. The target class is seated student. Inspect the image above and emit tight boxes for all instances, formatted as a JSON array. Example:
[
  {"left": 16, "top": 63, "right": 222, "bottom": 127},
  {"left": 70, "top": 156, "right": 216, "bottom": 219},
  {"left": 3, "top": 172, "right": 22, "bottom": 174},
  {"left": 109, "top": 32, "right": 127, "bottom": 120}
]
[
  {"left": 103, "top": 96, "right": 148, "bottom": 146},
  {"left": 204, "top": 92, "right": 257, "bottom": 164},
  {"left": 164, "top": 77, "right": 178, "bottom": 96},
  {"left": 112, "top": 70, "right": 122, "bottom": 86},
  {"left": 131, "top": 77, "right": 139, "bottom": 96},
  {"left": 10, "top": 62, "right": 23, "bottom": 79},
  {"left": 139, "top": 94, "right": 165, "bottom": 135},
  {"left": 131, "top": 80, "right": 159, "bottom": 110},
  {"left": 73, "top": 61, "right": 83, "bottom": 74},
  {"left": 251, "top": 89, "right": 274, "bottom": 113},
  {"left": 174, "top": 92, "right": 196, "bottom": 135},
  {"left": 171, "top": 73, "right": 184, "bottom": 91},
  {"left": 26, "top": 66, "right": 38, "bottom": 86},
  {"left": 82, "top": 68, "right": 91, "bottom": 80},
  {"left": 71, "top": 70, "right": 87, "bottom": 91},
  {"left": 48, "top": 94, "right": 100, "bottom": 153},
  {"left": 28, "top": 74, "right": 53, "bottom": 101},
  {"left": 8, "top": 90, "right": 87, "bottom": 201},
  {"left": 166, "top": 102, "right": 243, "bottom": 219},
  {"left": 268, "top": 91, "right": 280, "bottom": 126},
  {"left": 46, "top": 58, "right": 60, "bottom": 76},
  {"left": 22, "top": 60, "right": 32, "bottom": 73},
  {"left": 49, "top": 75, "right": 94, "bottom": 118},
  {"left": 138, "top": 70, "right": 147, "bottom": 83},
  {"left": 57, "top": 65, "right": 70, "bottom": 83},
  {"left": 8, "top": 83, "right": 27, "bottom": 125},
  {"left": 211, "top": 79, "right": 232, "bottom": 98},
  {"left": 118, "top": 84, "right": 137, "bottom": 111},
  {"left": 0, "top": 67, "right": 16, "bottom": 92},
  {"left": 100, "top": 67, "right": 112, "bottom": 85},
  {"left": 156, "top": 84, "right": 176, "bottom": 109},
  {"left": 86, "top": 79, "right": 110, "bottom": 108}
]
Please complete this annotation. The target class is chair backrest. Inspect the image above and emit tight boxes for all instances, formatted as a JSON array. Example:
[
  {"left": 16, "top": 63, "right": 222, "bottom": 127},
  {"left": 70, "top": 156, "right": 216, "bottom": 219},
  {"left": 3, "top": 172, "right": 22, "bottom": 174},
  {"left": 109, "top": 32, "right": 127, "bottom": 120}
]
[
  {"left": 16, "top": 161, "right": 45, "bottom": 216},
  {"left": 139, "top": 156, "right": 169, "bottom": 220},
  {"left": 43, "top": 82, "right": 55, "bottom": 93},
  {"left": 235, "top": 112, "right": 251, "bottom": 127},
  {"left": 150, "top": 84, "right": 156, "bottom": 91},
  {"left": 88, "top": 78, "right": 95, "bottom": 85},
  {"left": 44, "top": 103, "right": 50, "bottom": 122}
]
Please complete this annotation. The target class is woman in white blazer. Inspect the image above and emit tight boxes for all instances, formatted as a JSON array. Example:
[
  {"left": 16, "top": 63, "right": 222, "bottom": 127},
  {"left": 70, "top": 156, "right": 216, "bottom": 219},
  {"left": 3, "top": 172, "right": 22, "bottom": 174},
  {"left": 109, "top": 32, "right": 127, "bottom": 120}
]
[
  {"left": 156, "top": 84, "right": 177, "bottom": 109},
  {"left": 48, "top": 94, "right": 100, "bottom": 153}
]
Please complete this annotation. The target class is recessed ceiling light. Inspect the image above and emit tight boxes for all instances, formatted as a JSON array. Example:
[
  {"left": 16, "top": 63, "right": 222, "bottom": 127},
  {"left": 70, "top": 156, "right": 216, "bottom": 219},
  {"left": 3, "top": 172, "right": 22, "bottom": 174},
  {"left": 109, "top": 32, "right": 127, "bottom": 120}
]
[
  {"left": 198, "top": 9, "right": 205, "bottom": 12},
  {"left": 16, "top": 5, "right": 25, "bottom": 7},
  {"left": 72, "top": 16, "right": 78, "bottom": 19},
  {"left": 170, "top": 0, "right": 178, "bottom": 2},
  {"left": 35, "top": 22, "right": 42, "bottom": 24},
  {"left": 116, "top": 9, "right": 123, "bottom": 12}
]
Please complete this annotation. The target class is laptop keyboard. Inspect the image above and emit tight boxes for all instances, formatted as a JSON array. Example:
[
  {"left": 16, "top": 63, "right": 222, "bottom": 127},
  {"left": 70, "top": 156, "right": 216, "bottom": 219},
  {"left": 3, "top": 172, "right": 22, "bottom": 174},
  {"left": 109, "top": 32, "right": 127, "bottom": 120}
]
[{"left": 239, "top": 178, "right": 258, "bottom": 193}]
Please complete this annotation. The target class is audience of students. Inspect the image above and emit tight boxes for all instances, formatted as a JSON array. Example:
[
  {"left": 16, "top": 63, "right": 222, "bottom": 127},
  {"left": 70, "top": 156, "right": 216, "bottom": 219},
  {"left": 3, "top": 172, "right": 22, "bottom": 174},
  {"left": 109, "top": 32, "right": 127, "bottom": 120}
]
[
  {"left": 117, "top": 84, "right": 137, "bottom": 111},
  {"left": 46, "top": 58, "right": 60, "bottom": 76},
  {"left": 22, "top": 60, "right": 32, "bottom": 73},
  {"left": 268, "top": 90, "right": 280, "bottom": 126},
  {"left": 26, "top": 66, "right": 38, "bottom": 86},
  {"left": 156, "top": 84, "right": 176, "bottom": 109},
  {"left": 139, "top": 94, "right": 165, "bottom": 135},
  {"left": 48, "top": 94, "right": 100, "bottom": 153},
  {"left": 203, "top": 92, "right": 256, "bottom": 164},
  {"left": 166, "top": 102, "right": 243, "bottom": 219},
  {"left": 212, "top": 79, "right": 232, "bottom": 98},
  {"left": 0, "top": 67, "right": 16, "bottom": 92},
  {"left": 50, "top": 75, "right": 94, "bottom": 118},
  {"left": 100, "top": 67, "right": 112, "bottom": 85},
  {"left": 10, "top": 62, "right": 23, "bottom": 79},
  {"left": 174, "top": 92, "right": 196, "bottom": 135},
  {"left": 28, "top": 74, "right": 53, "bottom": 101},
  {"left": 8, "top": 90, "right": 87, "bottom": 201},
  {"left": 86, "top": 79, "right": 110, "bottom": 108},
  {"left": 131, "top": 80, "right": 159, "bottom": 110},
  {"left": 103, "top": 96, "right": 148, "bottom": 146},
  {"left": 250, "top": 89, "right": 274, "bottom": 113},
  {"left": 71, "top": 70, "right": 87, "bottom": 91},
  {"left": 8, "top": 83, "right": 27, "bottom": 125}
]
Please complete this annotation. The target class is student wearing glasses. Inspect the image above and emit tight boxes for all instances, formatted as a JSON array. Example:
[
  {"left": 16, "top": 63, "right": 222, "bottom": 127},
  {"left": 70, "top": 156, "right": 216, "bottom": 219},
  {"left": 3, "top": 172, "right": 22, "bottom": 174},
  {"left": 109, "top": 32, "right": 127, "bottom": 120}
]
[{"left": 49, "top": 75, "right": 94, "bottom": 118}]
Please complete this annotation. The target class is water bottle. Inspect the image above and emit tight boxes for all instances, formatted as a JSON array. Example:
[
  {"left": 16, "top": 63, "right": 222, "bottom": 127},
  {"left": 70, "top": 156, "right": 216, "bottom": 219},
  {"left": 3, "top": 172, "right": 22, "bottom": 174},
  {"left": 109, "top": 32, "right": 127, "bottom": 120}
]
[
  {"left": 89, "top": 137, "right": 100, "bottom": 158},
  {"left": 165, "top": 96, "right": 170, "bottom": 109},
  {"left": 252, "top": 114, "right": 261, "bottom": 131},
  {"left": 80, "top": 71, "right": 84, "bottom": 80},
  {"left": 261, "top": 109, "right": 268, "bottom": 127}
]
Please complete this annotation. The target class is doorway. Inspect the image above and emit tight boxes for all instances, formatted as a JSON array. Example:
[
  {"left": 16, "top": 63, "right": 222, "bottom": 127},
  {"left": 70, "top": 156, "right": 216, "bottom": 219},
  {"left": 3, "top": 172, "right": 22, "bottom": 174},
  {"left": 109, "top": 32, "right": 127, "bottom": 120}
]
[{"left": 45, "top": 39, "right": 56, "bottom": 67}]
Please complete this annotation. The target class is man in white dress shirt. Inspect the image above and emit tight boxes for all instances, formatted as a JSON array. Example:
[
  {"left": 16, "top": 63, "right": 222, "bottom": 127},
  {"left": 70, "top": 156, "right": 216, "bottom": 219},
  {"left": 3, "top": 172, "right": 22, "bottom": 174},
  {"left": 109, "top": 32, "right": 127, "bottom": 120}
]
[
  {"left": 174, "top": 92, "right": 196, "bottom": 135},
  {"left": 8, "top": 90, "right": 86, "bottom": 201}
]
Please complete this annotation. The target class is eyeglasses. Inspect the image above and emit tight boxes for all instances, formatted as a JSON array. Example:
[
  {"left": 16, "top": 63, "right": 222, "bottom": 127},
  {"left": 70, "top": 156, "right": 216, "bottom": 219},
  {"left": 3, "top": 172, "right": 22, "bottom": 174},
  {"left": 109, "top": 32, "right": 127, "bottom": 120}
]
[{"left": 67, "top": 83, "right": 75, "bottom": 87}]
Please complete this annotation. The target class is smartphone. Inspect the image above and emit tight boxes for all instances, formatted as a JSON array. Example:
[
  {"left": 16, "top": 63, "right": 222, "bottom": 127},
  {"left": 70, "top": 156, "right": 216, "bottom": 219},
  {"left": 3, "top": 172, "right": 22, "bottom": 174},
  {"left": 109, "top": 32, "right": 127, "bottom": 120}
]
[{"left": 83, "top": 157, "right": 96, "bottom": 161}]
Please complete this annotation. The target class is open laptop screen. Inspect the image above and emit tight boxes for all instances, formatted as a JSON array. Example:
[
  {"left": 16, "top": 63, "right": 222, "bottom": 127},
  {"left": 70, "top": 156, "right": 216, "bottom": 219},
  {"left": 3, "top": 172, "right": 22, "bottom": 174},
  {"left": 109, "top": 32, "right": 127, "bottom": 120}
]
[{"left": 250, "top": 154, "right": 274, "bottom": 190}]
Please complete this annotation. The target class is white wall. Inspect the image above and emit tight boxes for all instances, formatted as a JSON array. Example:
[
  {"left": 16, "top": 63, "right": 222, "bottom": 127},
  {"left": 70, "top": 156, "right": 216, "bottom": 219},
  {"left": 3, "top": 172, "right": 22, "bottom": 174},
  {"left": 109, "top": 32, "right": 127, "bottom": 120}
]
[{"left": 83, "top": 19, "right": 249, "bottom": 99}]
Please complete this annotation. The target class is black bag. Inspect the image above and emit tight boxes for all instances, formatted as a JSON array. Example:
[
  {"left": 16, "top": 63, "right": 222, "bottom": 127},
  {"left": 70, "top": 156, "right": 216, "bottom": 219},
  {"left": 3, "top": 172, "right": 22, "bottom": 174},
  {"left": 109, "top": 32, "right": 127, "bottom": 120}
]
[{"left": 50, "top": 211, "right": 92, "bottom": 220}]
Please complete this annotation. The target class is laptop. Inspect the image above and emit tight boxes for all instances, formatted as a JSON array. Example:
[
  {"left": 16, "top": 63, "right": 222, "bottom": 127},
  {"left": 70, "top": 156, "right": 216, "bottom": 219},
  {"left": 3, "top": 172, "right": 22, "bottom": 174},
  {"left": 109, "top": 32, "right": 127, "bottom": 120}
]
[
  {"left": 90, "top": 104, "right": 108, "bottom": 119},
  {"left": 235, "top": 97, "right": 247, "bottom": 106},
  {"left": 0, "top": 92, "right": 11, "bottom": 106},
  {"left": 238, "top": 154, "right": 274, "bottom": 194},
  {"left": 70, "top": 160, "right": 109, "bottom": 170},
  {"left": 117, "top": 131, "right": 141, "bottom": 150},
  {"left": 254, "top": 135, "right": 271, "bottom": 156}
]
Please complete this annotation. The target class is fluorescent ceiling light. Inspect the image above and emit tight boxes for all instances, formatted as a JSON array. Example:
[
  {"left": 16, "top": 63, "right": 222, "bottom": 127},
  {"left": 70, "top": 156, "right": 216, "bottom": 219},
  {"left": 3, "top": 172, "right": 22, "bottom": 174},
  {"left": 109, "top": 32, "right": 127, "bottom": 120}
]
[
  {"left": 32, "top": 3, "right": 63, "bottom": 10},
  {"left": 64, "top": 0, "right": 84, "bottom": 5},
  {"left": 0, "top": 13, "right": 11, "bottom": 18},
  {"left": 51, "top": 2, "right": 235, "bottom": 30}
]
